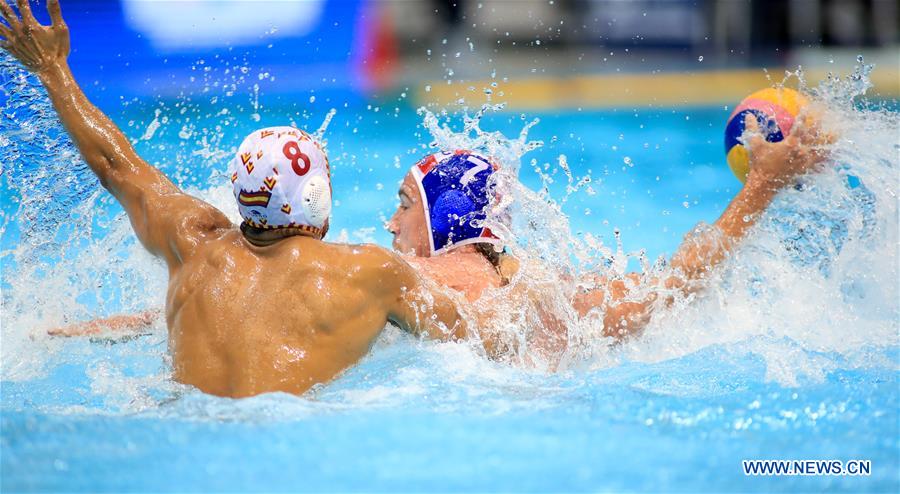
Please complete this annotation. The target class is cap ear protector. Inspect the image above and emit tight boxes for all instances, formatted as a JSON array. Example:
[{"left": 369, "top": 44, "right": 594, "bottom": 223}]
[
  {"left": 302, "top": 175, "right": 331, "bottom": 226},
  {"left": 410, "top": 150, "right": 503, "bottom": 255},
  {"left": 230, "top": 126, "right": 332, "bottom": 238}
]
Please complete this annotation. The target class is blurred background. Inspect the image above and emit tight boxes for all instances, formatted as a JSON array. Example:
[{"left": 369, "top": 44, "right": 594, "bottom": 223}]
[
  {"left": 5, "top": 0, "right": 897, "bottom": 254},
  {"left": 32, "top": 0, "right": 899, "bottom": 108},
  {"left": 3, "top": 0, "right": 898, "bottom": 257},
  {"left": 3, "top": 5, "right": 900, "bottom": 494}
]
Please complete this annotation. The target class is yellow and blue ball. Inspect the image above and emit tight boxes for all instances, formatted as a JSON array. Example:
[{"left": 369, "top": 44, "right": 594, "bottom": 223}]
[{"left": 725, "top": 87, "right": 808, "bottom": 182}]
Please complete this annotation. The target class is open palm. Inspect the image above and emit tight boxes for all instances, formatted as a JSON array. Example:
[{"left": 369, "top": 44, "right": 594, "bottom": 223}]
[{"left": 0, "top": 0, "right": 69, "bottom": 73}]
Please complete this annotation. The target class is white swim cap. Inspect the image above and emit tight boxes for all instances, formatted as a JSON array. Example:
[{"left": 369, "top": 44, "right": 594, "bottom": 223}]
[{"left": 229, "top": 126, "right": 332, "bottom": 238}]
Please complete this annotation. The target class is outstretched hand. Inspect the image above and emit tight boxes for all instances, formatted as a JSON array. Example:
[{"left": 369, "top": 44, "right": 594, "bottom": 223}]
[
  {"left": 742, "top": 111, "right": 833, "bottom": 190},
  {"left": 0, "top": 0, "right": 69, "bottom": 73}
]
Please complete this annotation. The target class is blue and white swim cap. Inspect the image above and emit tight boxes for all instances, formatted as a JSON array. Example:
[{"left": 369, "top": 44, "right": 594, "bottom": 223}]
[{"left": 410, "top": 150, "right": 503, "bottom": 255}]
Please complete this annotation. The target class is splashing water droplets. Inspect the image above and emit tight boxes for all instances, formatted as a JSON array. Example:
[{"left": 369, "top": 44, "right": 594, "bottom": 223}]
[
  {"left": 0, "top": 49, "right": 896, "bottom": 404},
  {"left": 415, "top": 60, "right": 899, "bottom": 382}
]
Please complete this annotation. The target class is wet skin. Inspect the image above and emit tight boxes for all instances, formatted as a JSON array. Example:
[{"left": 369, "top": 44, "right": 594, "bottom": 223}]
[
  {"left": 46, "top": 113, "right": 830, "bottom": 353},
  {"left": 2, "top": 0, "right": 465, "bottom": 397},
  {"left": 26, "top": 1, "right": 830, "bottom": 357}
]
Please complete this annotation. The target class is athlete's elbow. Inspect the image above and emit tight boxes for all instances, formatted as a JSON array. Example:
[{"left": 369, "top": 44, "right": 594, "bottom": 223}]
[
  {"left": 79, "top": 145, "right": 107, "bottom": 167},
  {"left": 96, "top": 174, "right": 110, "bottom": 190}
]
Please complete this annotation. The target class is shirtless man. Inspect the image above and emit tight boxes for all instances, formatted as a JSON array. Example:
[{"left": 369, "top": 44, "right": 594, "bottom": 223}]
[
  {"left": 51, "top": 123, "right": 829, "bottom": 352},
  {"left": 33, "top": 0, "right": 829, "bottom": 348},
  {"left": 388, "top": 125, "right": 828, "bottom": 340},
  {"left": 2, "top": 0, "right": 466, "bottom": 398},
  {"left": 386, "top": 151, "right": 514, "bottom": 303}
]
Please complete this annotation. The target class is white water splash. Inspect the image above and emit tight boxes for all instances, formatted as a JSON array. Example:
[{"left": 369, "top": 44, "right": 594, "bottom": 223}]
[
  {"left": 414, "top": 61, "right": 898, "bottom": 385},
  {"left": 0, "top": 50, "right": 896, "bottom": 411},
  {"left": 607, "top": 62, "right": 899, "bottom": 386}
]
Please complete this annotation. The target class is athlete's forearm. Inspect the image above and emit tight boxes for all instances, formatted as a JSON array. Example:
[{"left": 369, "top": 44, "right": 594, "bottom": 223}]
[
  {"left": 670, "top": 111, "right": 827, "bottom": 281},
  {"left": 36, "top": 61, "right": 169, "bottom": 198},
  {"left": 574, "top": 273, "right": 655, "bottom": 338},
  {"left": 714, "top": 174, "right": 780, "bottom": 237},
  {"left": 581, "top": 114, "right": 827, "bottom": 339},
  {"left": 418, "top": 289, "right": 468, "bottom": 342},
  {"left": 576, "top": 178, "right": 778, "bottom": 338},
  {"left": 670, "top": 175, "right": 778, "bottom": 280},
  {"left": 47, "top": 309, "right": 161, "bottom": 337}
]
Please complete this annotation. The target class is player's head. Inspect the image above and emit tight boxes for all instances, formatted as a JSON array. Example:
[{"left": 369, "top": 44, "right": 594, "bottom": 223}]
[
  {"left": 387, "top": 151, "right": 502, "bottom": 258},
  {"left": 229, "top": 126, "right": 331, "bottom": 245}
]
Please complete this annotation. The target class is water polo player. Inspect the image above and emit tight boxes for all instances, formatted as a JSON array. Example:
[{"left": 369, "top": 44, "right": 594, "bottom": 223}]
[
  {"left": 33, "top": 0, "right": 831, "bottom": 357},
  {"left": 51, "top": 119, "right": 832, "bottom": 352},
  {"left": 385, "top": 151, "right": 569, "bottom": 363},
  {"left": 50, "top": 150, "right": 526, "bottom": 353},
  {"left": 384, "top": 117, "right": 833, "bottom": 345},
  {"left": 387, "top": 151, "right": 517, "bottom": 302},
  {"left": 3, "top": 0, "right": 468, "bottom": 397},
  {"left": 389, "top": 125, "right": 832, "bottom": 343}
]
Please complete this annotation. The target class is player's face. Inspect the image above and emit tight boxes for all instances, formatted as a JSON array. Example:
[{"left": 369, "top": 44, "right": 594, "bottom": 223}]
[{"left": 386, "top": 173, "right": 431, "bottom": 257}]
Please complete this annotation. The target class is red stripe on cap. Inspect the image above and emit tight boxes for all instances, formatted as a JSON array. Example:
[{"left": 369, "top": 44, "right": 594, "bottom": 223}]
[
  {"left": 480, "top": 227, "right": 498, "bottom": 239},
  {"left": 416, "top": 154, "right": 439, "bottom": 175}
]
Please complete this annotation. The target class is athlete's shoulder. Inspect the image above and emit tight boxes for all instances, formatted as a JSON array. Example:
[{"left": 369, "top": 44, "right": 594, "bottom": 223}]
[
  {"left": 351, "top": 243, "right": 409, "bottom": 272},
  {"left": 337, "top": 243, "right": 418, "bottom": 290},
  {"left": 317, "top": 241, "right": 393, "bottom": 263}
]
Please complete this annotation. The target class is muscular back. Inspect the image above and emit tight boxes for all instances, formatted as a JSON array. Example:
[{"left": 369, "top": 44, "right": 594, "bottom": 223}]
[
  {"left": 0, "top": 1, "right": 464, "bottom": 398},
  {"left": 166, "top": 229, "right": 457, "bottom": 397}
]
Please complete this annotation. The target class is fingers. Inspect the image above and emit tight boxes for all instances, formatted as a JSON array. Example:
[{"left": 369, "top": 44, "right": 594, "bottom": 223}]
[
  {"left": 16, "top": 0, "right": 37, "bottom": 26},
  {"left": 742, "top": 113, "right": 766, "bottom": 150},
  {"left": 47, "top": 0, "right": 62, "bottom": 27},
  {"left": 788, "top": 115, "right": 814, "bottom": 144},
  {"left": 1, "top": 40, "right": 23, "bottom": 59},
  {"left": 791, "top": 113, "right": 836, "bottom": 149},
  {"left": 0, "top": 2, "right": 19, "bottom": 29},
  {"left": 0, "top": 22, "right": 10, "bottom": 39},
  {"left": 743, "top": 113, "right": 760, "bottom": 133},
  {"left": 804, "top": 116, "right": 836, "bottom": 146}
]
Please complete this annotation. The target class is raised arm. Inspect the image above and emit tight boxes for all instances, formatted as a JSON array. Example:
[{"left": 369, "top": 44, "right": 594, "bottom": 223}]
[
  {"left": 576, "top": 114, "right": 830, "bottom": 338},
  {"left": 0, "top": 0, "right": 230, "bottom": 267},
  {"left": 668, "top": 115, "right": 829, "bottom": 283}
]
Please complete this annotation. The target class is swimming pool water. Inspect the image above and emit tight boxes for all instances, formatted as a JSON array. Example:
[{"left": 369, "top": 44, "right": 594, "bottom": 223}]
[
  {"left": 1, "top": 93, "right": 898, "bottom": 492},
  {"left": 2, "top": 336, "right": 897, "bottom": 491}
]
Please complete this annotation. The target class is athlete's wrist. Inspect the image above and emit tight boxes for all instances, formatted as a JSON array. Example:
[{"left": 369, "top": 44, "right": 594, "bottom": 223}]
[
  {"left": 740, "top": 171, "right": 781, "bottom": 204},
  {"left": 714, "top": 179, "right": 777, "bottom": 238},
  {"left": 36, "top": 60, "right": 71, "bottom": 86}
]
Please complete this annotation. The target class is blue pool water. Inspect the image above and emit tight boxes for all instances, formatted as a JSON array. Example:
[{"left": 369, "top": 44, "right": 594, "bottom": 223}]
[{"left": 1, "top": 64, "right": 898, "bottom": 492}]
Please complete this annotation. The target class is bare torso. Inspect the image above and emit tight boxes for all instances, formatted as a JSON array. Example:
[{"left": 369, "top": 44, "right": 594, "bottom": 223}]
[
  {"left": 404, "top": 248, "right": 569, "bottom": 365},
  {"left": 6, "top": 0, "right": 824, "bottom": 399},
  {"left": 163, "top": 231, "right": 408, "bottom": 396},
  {"left": 405, "top": 248, "right": 504, "bottom": 302}
]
